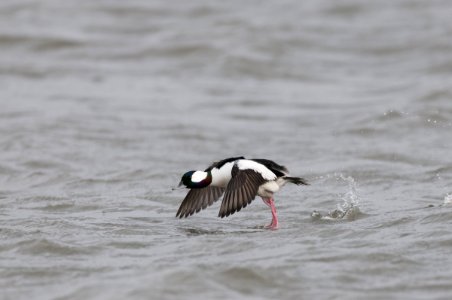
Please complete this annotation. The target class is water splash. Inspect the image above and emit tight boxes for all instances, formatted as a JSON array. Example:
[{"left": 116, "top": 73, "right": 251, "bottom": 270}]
[
  {"left": 311, "top": 173, "right": 363, "bottom": 221},
  {"left": 443, "top": 194, "right": 452, "bottom": 205}
]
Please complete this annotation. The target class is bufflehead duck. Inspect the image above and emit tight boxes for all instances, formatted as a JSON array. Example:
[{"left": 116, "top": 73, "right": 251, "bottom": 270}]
[{"left": 176, "top": 157, "right": 308, "bottom": 229}]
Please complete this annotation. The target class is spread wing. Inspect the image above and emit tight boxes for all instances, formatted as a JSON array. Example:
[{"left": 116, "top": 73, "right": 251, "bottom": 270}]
[
  {"left": 218, "top": 168, "right": 267, "bottom": 218},
  {"left": 176, "top": 186, "right": 225, "bottom": 218}
]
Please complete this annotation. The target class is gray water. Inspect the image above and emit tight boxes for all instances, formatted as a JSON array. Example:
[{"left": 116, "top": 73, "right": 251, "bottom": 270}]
[{"left": 1, "top": 0, "right": 452, "bottom": 299}]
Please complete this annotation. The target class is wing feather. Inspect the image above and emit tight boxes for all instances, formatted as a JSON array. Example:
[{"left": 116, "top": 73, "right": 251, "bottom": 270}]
[
  {"left": 218, "top": 168, "right": 267, "bottom": 218},
  {"left": 176, "top": 186, "right": 225, "bottom": 218}
]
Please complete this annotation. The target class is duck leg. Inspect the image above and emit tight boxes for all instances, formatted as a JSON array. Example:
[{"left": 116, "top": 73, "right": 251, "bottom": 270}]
[{"left": 262, "top": 198, "right": 279, "bottom": 230}]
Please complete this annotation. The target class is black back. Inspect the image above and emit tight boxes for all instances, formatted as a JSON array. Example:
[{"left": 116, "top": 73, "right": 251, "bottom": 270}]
[
  {"left": 250, "top": 158, "right": 288, "bottom": 177},
  {"left": 205, "top": 156, "right": 245, "bottom": 171}
]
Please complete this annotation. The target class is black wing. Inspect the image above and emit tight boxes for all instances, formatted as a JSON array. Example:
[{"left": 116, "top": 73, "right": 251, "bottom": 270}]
[
  {"left": 176, "top": 186, "right": 225, "bottom": 218},
  {"left": 176, "top": 157, "right": 243, "bottom": 218},
  {"left": 218, "top": 167, "right": 267, "bottom": 218}
]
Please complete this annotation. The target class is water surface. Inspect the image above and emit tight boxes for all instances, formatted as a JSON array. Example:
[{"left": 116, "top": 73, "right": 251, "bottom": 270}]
[{"left": 1, "top": 1, "right": 452, "bottom": 299}]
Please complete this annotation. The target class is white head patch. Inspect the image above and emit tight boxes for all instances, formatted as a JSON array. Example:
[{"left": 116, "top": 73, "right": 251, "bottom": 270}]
[{"left": 191, "top": 171, "right": 208, "bottom": 182}]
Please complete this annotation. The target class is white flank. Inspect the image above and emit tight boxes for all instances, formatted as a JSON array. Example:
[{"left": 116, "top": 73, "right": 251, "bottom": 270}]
[
  {"left": 211, "top": 162, "right": 234, "bottom": 187},
  {"left": 237, "top": 160, "right": 276, "bottom": 180},
  {"left": 191, "top": 171, "right": 207, "bottom": 183}
]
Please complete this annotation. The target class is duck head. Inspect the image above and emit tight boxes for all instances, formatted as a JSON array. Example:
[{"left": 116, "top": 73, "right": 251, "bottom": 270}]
[{"left": 179, "top": 170, "right": 212, "bottom": 189}]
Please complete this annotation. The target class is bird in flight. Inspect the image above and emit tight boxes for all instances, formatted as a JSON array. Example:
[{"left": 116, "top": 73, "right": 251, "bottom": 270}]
[{"left": 176, "top": 157, "right": 308, "bottom": 230}]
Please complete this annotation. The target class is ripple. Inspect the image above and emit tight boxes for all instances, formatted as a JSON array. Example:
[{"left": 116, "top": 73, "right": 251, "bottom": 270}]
[
  {"left": 370, "top": 216, "right": 417, "bottom": 229},
  {"left": 0, "top": 33, "right": 85, "bottom": 51},
  {"left": 30, "top": 202, "right": 78, "bottom": 212},
  {"left": 218, "top": 267, "right": 273, "bottom": 292},
  {"left": 16, "top": 239, "right": 99, "bottom": 256},
  {"left": 420, "top": 210, "right": 452, "bottom": 224}
]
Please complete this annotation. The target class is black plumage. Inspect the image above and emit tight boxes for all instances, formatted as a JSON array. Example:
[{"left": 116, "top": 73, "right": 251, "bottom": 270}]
[
  {"left": 218, "top": 165, "right": 267, "bottom": 218},
  {"left": 176, "top": 186, "right": 225, "bottom": 218}
]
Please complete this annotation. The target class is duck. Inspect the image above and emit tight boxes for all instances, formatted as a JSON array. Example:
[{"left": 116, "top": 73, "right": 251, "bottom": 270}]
[{"left": 176, "top": 156, "right": 308, "bottom": 229}]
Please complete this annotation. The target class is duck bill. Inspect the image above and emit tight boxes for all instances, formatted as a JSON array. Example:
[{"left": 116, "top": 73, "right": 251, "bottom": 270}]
[{"left": 172, "top": 181, "right": 184, "bottom": 191}]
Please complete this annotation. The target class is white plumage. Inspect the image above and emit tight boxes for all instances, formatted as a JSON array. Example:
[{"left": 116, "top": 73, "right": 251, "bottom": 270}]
[
  {"left": 237, "top": 159, "right": 277, "bottom": 180},
  {"left": 191, "top": 171, "right": 208, "bottom": 183}
]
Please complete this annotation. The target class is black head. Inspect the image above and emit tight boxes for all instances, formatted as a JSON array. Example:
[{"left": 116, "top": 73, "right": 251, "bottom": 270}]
[
  {"left": 179, "top": 170, "right": 212, "bottom": 189},
  {"left": 179, "top": 171, "right": 195, "bottom": 188}
]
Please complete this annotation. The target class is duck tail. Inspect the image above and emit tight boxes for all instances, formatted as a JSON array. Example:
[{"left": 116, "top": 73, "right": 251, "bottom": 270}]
[{"left": 284, "top": 176, "right": 309, "bottom": 186}]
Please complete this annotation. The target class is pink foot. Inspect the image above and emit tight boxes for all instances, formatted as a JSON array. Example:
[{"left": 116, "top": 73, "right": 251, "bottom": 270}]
[{"left": 265, "top": 222, "right": 279, "bottom": 230}]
